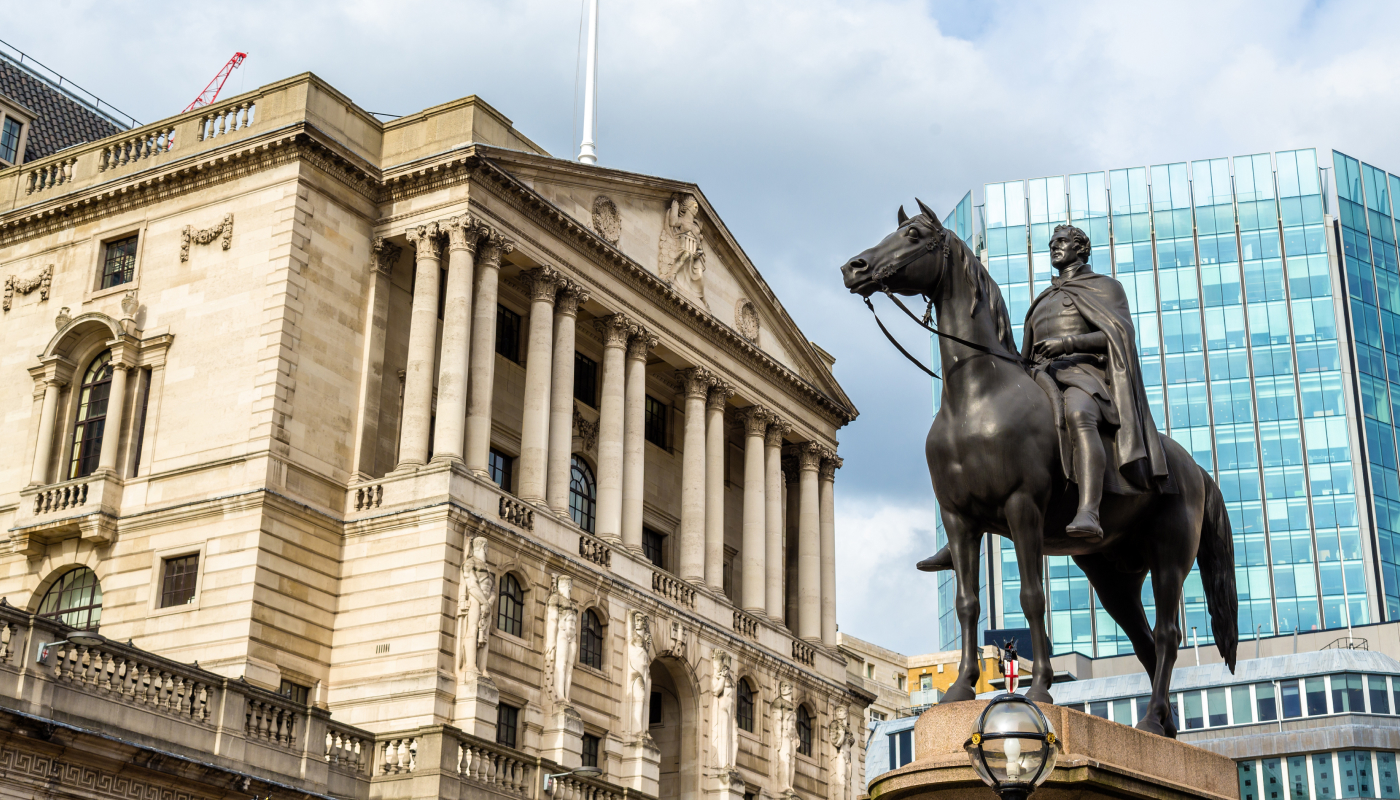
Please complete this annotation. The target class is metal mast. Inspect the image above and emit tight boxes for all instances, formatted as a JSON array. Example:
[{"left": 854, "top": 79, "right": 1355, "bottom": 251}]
[
  {"left": 577, "top": 0, "right": 599, "bottom": 164},
  {"left": 184, "top": 52, "right": 247, "bottom": 113}
]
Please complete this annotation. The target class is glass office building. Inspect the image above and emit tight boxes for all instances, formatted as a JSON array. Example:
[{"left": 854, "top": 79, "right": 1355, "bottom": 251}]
[{"left": 932, "top": 149, "right": 1398, "bottom": 657}]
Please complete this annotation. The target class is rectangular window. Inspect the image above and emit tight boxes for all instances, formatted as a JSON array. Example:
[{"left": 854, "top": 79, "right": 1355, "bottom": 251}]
[
  {"left": 1232, "top": 685, "right": 1253, "bottom": 725},
  {"left": 866, "top": 664, "right": 874, "bottom": 679},
  {"left": 488, "top": 448, "right": 514, "bottom": 492},
  {"left": 1206, "top": 688, "right": 1228, "bottom": 727},
  {"left": 159, "top": 554, "right": 199, "bottom": 608},
  {"left": 581, "top": 733, "right": 601, "bottom": 768},
  {"left": 1111, "top": 699, "right": 1133, "bottom": 726},
  {"left": 131, "top": 369, "right": 151, "bottom": 477},
  {"left": 496, "top": 305, "right": 522, "bottom": 363},
  {"left": 1306, "top": 676, "right": 1329, "bottom": 715},
  {"left": 278, "top": 680, "right": 310, "bottom": 705},
  {"left": 1088, "top": 700, "right": 1109, "bottom": 719},
  {"left": 574, "top": 353, "right": 598, "bottom": 406},
  {"left": 642, "top": 527, "right": 666, "bottom": 569},
  {"left": 1281, "top": 680, "right": 1302, "bottom": 719},
  {"left": 0, "top": 117, "right": 21, "bottom": 164},
  {"left": 1133, "top": 696, "right": 1151, "bottom": 725},
  {"left": 497, "top": 703, "right": 519, "bottom": 748},
  {"left": 1288, "top": 755, "right": 1310, "bottom": 800},
  {"left": 102, "top": 235, "right": 139, "bottom": 289},
  {"left": 1332, "top": 673, "right": 1365, "bottom": 714},
  {"left": 1257, "top": 682, "right": 1278, "bottom": 721},
  {"left": 1183, "top": 691, "right": 1204, "bottom": 729},
  {"left": 888, "top": 730, "right": 913, "bottom": 770},
  {"left": 1339, "top": 750, "right": 1372, "bottom": 798},
  {"left": 649, "top": 691, "right": 663, "bottom": 726},
  {"left": 1370, "top": 675, "right": 1391, "bottom": 715},
  {"left": 920, "top": 674, "right": 932, "bottom": 692},
  {"left": 644, "top": 395, "right": 667, "bottom": 447},
  {"left": 1261, "top": 759, "right": 1282, "bottom": 800},
  {"left": 870, "top": 710, "right": 886, "bottom": 722},
  {"left": 1239, "top": 761, "right": 1257, "bottom": 800},
  {"left": 1313, "top": 753, "right": 1336, "bottom": 799},
  {"left": 1378, "top": 751, "right": 1397, "bottom": 799},
  {"left": 722, "top": 548, "right": 736, "bottom": 604}
]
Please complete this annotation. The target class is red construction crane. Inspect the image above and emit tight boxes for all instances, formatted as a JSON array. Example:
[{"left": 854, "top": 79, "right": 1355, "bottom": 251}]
[{"left": 183, "top": 52, "right": 247, "bottom": 113}]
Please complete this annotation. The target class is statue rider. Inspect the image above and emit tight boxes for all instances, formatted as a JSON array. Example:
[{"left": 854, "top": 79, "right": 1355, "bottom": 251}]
[{"left": 917, "top": 223, "right": 1168, "bottom": 570}]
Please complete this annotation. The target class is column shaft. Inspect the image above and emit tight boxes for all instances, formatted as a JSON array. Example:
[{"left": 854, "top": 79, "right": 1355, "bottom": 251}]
[
  {"left": 97, "top": 364, "right": 130, "bottom": 473},
  {"left": 764, "top": 421, "right": 788, "bottom": 620},
  {"left": 547, "top": 286, "right": 587, "bottom": 513},
  {"left": 517, "top": 269, "right": 560, "bottom": 502},
  {"left": 30, "top": 380, "right": 62, "bottom": 485},
  {"left": 465, "top": 237, "right": 511, "bottom": 475},
  {"left": 352, "top": 238, "right": 400, "bottom": 478},
  {"left": 819, "top": 454, "right": 841, "bottom": 646},
  {"left": 797, "top": 444, "right": 822, "bottom": 641},
  {"left": 432, "top": 218, "right": 478, "bottom": 463},
  {"left": 594, "top": 315, "right": 632, "bottom": 540},
  {"left": 704, "top": 384, "right": 732, "bottom": 590},
  {"left": 741, "top": 408, "right": 768, "bottom": 614},
  {"left": 397, "top": 223, "right": 442, "bottom": 469},
  {"left": 622, "top": 331, "right": 657, "bottom": 551},
  {"left": 678, "top": 368, "right": 712, "bottom": 582}
]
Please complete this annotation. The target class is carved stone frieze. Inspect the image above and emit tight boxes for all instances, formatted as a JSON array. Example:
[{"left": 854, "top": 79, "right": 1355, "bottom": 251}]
[
  {"left": 735, "top": 297, "right": 759, "bottom": 341},
  {"left": 372, "top": 237, "right": 402, "bottom": 276},
  {"left": 3, "top": 264, "right": 51, "bottom": 311},
  {"left": 180, "top": 213, "right": 233, "bottom": 262},
  {"left": 592, "top": 195, "right": 621, "bottom": 245},
  {"left": 573, "top": 406, "right": 600, "bottom": 452}
]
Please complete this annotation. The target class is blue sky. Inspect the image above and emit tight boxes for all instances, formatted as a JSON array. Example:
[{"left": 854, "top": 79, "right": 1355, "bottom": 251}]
[{"left": 11, "top": 0, "right": 1400, "bottom": 654}]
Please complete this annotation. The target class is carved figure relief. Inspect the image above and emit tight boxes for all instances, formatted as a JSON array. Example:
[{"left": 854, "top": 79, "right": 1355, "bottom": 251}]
[
  {"left": 773, "top": 681, "right": 798, "bottom": 796},
  {"left": 663, "top": 620, "right": 688, "bottom": 661},
  {"left": 592, "top": 195, "right": 621, "bottom": 245},
  {"left": 710, "top": 650, "right": 739, "bottom": 771},
  {"left": 830, "top": 705, "right": 856, "bottom": 800},
  {"left": 3, "top": 265, "right": 52, "bottom": 312},
  {"left": 545, "top": 574, "right": 581, "bottom": 706},
  {"left": 181, "top": 213, "right": 234, "bottom": 262},
  {"left": 625, "top": 611, "right": 655, "bottom": 740},
  {"left": 735, "top": 297, "right": 759, "bottom": 342},
  {"left": 658, "top": 193, "right": 708, "bottom": 308},
  {"left": 573, "top": 406, "right": 600, "bottom": 453},
  {"left": 456, "top": 536, "right": 496, "bottom": 682}
]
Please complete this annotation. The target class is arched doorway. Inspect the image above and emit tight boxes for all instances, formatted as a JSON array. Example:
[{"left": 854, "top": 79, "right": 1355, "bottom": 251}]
[{"left": 650, "top": 656, "right": 700, "bottom": 800}]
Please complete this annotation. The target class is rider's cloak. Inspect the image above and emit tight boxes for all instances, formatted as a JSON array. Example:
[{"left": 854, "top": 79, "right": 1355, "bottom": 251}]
[{"left": 1021, "top": 265, "right": 1170, "bottom": 492}]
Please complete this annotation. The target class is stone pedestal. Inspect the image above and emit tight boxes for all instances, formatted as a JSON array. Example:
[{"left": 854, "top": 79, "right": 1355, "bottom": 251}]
[
  {"left": 869, "top": 700, "right": 1238, "bottom": 800},
  {"left": 453, "top": 677, "right": 499, "bottom": 741},
  {"left": 621, "top": 736, "right": 661, "bottom": 796},
  {"left": 543, "top": 705, "right": 584, "bottom": 770},
  {"left": 707, "top": 768, "right": 745, "bottom": 800}
]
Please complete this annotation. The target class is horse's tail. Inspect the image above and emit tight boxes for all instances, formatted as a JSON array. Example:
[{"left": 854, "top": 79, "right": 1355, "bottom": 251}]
[{"left": 1198, "top": 470, "right": 1238, "bottom": 672}]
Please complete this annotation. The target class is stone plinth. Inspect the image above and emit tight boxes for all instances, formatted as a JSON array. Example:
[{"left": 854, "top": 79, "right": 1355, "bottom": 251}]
[{"left": 868, "top": 700, "right": 1238, "bottom": 800}]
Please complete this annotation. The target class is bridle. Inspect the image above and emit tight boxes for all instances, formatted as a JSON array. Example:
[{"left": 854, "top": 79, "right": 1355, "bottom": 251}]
[{"left": 860, "top": 228, "right": 1026, "bottom": 380}]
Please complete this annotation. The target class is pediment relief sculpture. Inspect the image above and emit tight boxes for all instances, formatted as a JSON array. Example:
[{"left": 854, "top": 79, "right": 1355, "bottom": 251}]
[
  {"left": 592, "top": 195, "right": 621, "bottom": 245},
  {"left": 735, "top": 297, "right": 759, "bottom": 342},
  {"left": 658, "top": 193, "right": 708, "bottom": 309},
  {"left": 4, "top": 264, "right": 52, "bottom": 311}
]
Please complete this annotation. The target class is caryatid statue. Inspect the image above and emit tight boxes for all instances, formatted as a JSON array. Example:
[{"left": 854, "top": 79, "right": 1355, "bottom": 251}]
[
  {"left": 772, "top": 681, "right": 798, "bottom": 796},
  {"left": 545, "top": 574, "right": 581, "bottom": 705},
  {"left": 625, "top": 611, "right": 654, "bottom": 740},
  {"left": 710, "top": 650, "right": 739, "bottom": 771},
  {"left": 829, "top": 705, "right": 856, "bottom": 800},
  {"left": 457, "top": 536, "right": 496, "bottom": 682},
  {"left": 659, "top": 193, "right": 708, "bottom": 306}
]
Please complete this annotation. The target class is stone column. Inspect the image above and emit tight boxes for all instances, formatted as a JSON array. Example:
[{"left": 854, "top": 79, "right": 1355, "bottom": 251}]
[
  {"left": 594, "top": 315, "right": 633, "bottom": 541},
  {"left": 546, "top": 282, "right": 589, "bottom": 514},
  {"left": 622, "top": 329, "right": 658, "bottom": 552},
  {"left": 97, "top": 362, "right": 130, "bottom": 473},
  {"left": 704, "top": 382, "right": 733, "bottom": 591},
  {"left": 465, "top": 235, "right": 512, "bottom": 476},
  {"left": 431, "top": 217, "right": 478, "bottom": 464},
  {"left": 764, "top": 419, "right": 788, "bottom": 620},
  {"left": 820, "top": 451, "right": 842, "bottom": 646},
  {"left": 517, "top": 268, "right": 561, "bottom": 503},
  {"left": 797, "top": 442, "right": 822, "bottom": 641},
  {"left": 397, "top": 223, "right": 442, "bottom": 469},
  {"left": 677, "top": 367, "right": 713, "bottom": 583},
  {"left": 740, "top": 407, "right": 769, "bottom": 614},
  {"left": 351, "top": 237, "right": 401, "bottom": 479},
  {"left": 30, "top": 378, "right": 65, "bottom": 485}
]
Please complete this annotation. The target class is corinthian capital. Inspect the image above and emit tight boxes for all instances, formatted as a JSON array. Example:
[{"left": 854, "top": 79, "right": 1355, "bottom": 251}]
[
  {"left": 676, "top": 367, "right": 714, "bottom": 399},
  {"left": 595, "top": 313, "right": 636, "bottom": 349},
  {"left": 405, "top": 222, "right": 442, "bottom": 259},
  {"left": 707, "top": 381, "right": 734, "bottom": 411},
  {"left": 445, "top": 215, "right": 480, "bottom": 252},
  {"left": 525, "top": 267, "right": 562, "bottom": 303},
  {"left": 819, "top": 451, "right": 842, "bottom": 482},
  {"left": 557, "top": 280, "right": 588, "bottom": 317},
  {"left": 765, "top": 417, "right": 791, "bottom": 448},
  {"left": 627, "top": 327, "right": 660, "bottom": 361},
  {"left": 478, "top": 230, "right": 515, "bottom": 268},
  {"left": 740, "top": 406, "right": 771, "bottom": 437},
  {"left": 372, "top": 237, "right": 402, "bottom": 275},
  {"left": 797, "top": 441, "right": 823, "bottom": 472}
]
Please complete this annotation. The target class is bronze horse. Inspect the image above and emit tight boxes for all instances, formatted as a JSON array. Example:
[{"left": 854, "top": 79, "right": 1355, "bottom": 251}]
[{"left": 840, "top": 201, "right": 1237, "bottom": 737}]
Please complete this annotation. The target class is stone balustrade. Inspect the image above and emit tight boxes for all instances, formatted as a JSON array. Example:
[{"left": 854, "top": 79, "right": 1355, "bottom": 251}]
[
  {"left": 24, "top": 157, "right": 77, "bottom": 196},
  {"left": 51, "top": 638, "right": 217, "bottom": 725},
  {"left": 380, "top": 736, "right": 418, "bottom": 775},
  {"left": 792, "top": 639, "right": 815, "bottom": 667},
  {"left": 456, "top": 733, "right": 533, "bottom": 794},
  {"left": 652, "top": 569, "right": 696, "bottom": 609},
  {"left": 31, "top": 476, "right": 89, "bottom": 514},
  {"left": 578, "top": 531, "right": 612, "bottom": 568},
  {"left": 99, "top": 127, "right": 176, "bottom": 172},
  {"left": 197, "top": 100, "right": 256, "bottom": 141},
  {"left": 325, "top": 720, "right": 370, "bottom": 775},
  {"left": 353, "top": 482, "right": 384, "bottom": 511},
  {"left": 733, "top": 609, "right": 759, "bottom": 639},
  {"left": 499, "top": 496, "right": 535, "bottom": 530},
  {"left": 550, "top": 771, "right": 627, "bottom": 800}
]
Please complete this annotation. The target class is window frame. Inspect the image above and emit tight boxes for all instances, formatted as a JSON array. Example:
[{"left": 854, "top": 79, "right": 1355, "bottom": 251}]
[
  {"left": 495, "top": 305, "right": 523, "bottom": 364},
  {"left": 148, "top": 544, "right": 207, "bottom": 615},
  {"left": 488, "top": 447, "right": 515, "bottom": 493},
  {"left": 0, "top": 116, "right": 23, "bottom": 165},
  {"left": 736, "top": 678, "right": 755, "bottom": 733},
  {"left": 796, "top": 705, "right": 813, "bottom": 757},
  {"left": 86, "top": 223, "right": 146, "bottom": 300},
  {"left": 37, "top": 566, "right": 104, "bottom": 631},
  {"left": 496, "top": 702, "right": 521, "bottom": 749},
  {"left": 68, "top": 350, "right": 114, "bottom": 480},
  {"left": 497, "top": 572, "right": 526, "bottom": 639},
  {"left": 581, "top": 732, "right": 601, "bottom": 768},
  {"left": 278, "top": 679, "right": 311, "bottom": 705},
  {"left": 159, "top": 554, "right": 200, "bottom": 609},
  {"left": 579, "top": 608, "right": 604, "bottom": 671},
  {"left": 574, "top": 352, "right": 599, "bottom": 407},
  {"left": 642, "top": 527, "right": 667, "bottom": 570},
  {"left": 569, "top": 455, "right": 597, "bottom": 534},
  {"left": 644, "top": 395, "right": 668, "bottom": 447}
]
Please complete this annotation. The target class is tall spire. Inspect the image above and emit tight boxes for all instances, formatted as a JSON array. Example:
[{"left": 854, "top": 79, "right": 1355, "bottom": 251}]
[{"left": 578, "top": 0, "right": 599, "bottom": 164}]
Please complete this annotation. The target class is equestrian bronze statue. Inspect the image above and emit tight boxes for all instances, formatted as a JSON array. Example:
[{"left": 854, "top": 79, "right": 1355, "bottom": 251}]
[{"left": 840, "top": 201, "right": 1237, "bottom": 737}]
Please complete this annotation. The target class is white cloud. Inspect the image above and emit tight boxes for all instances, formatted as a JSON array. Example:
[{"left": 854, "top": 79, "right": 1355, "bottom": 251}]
[{"left": 835, "top": 492, "right": 944, "bottom": 655}]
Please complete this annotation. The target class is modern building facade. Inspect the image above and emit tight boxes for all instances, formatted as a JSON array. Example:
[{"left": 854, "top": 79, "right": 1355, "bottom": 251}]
[
  {"left": 933, "top": 148, "right": 1399, "bottom": 660},
  {"left": 0, "top": 70, "right": 867, "bottom": 800}
]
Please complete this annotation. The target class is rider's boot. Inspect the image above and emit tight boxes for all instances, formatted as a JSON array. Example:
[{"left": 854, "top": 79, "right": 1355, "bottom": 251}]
[
  {"left": 1066, "top": 420, "right": 1106, "bottom": 540},
  {"left": 916, "top": 546, "right": 953, "bottom": 572}
]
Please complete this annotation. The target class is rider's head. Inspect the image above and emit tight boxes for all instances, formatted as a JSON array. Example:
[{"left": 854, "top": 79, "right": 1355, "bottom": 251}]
[{"left": 1050, "top": 224, "right": 1091, "bottom": 269}]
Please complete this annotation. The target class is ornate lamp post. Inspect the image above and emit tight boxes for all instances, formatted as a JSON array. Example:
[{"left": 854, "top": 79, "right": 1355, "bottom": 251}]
[{"left": 964, "top": 693, "right": 1058, "bottom": 800}]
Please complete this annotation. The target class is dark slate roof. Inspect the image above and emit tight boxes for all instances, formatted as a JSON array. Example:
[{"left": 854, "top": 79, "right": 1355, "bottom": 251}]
[{"left": 0, "top": 58, "right": 123, "bottom": 162}]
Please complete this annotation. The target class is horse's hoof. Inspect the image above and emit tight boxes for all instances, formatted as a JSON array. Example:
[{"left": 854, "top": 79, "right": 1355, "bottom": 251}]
[
  {"left": 1134, "top": 718, "right": 1166, "bottom": 737},
  {"left": 1024, "top": 688, "right": 1053, "bottom": 704},
  {"left": 942, "top": 684, "right": 977, "bottom": 703},
  {"left": 916, "top": 548, "right": 953, "bottom": 572}
]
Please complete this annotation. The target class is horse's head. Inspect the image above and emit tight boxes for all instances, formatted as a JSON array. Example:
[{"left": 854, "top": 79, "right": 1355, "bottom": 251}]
[{"left": 841, "top": 198, "right": 950, "bottom": 298}]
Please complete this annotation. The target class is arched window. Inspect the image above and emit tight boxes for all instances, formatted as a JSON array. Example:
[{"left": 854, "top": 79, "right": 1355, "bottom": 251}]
[
  {"left": 796, "top": 705, "right": 812, "bottom": 756},
  {"left": 37, "top": 567, "right": 103, "bottom": 630},
  {"left": 579, "top": 609, "right": 603, "bottom": 670},
  {"left": 569, "top": 455, "right": 596, "bottom": 533},
  {"left": 737, "top": 678, "right": 755, "bottom": 733},
  {"left": 497, "top": 573, "right": 524, "bottom": 637},
  {"left": 69, "top": 351, "right": 113, "bottom": 479}
]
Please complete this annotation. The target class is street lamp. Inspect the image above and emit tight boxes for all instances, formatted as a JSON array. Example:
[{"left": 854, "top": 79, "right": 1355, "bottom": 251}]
[
  {"left": 37, "top": 630, "right": 104, "bottom": 662},
  {"left": 543, "top": 765, "right": 602, "bottom": 794},
  {"left": 964, "top": 693, "right": 1058, "bottom": 800}
]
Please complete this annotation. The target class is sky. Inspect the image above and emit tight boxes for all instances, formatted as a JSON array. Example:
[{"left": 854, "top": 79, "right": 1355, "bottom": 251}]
[{"left": 9, "top": 0, "right": 1400, "bottom": 655}]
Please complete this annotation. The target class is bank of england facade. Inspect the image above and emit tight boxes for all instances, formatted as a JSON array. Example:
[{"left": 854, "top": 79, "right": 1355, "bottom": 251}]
[{"left": 0, "top": 72, "right": 866, "bottom": 800}]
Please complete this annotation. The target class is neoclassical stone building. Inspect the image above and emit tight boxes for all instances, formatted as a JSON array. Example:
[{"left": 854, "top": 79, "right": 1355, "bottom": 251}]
[{"left": 0, "top": 72, "right": 867, "bottom": 800}]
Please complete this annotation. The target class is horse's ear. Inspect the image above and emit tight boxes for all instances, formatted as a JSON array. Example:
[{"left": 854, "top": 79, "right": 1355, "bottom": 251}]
[
  {"left": 897, "top": 205, "right": 909, "bottom": 226},
  {"left": 916, "top": 198, "right": 942, "bottom": 227}
]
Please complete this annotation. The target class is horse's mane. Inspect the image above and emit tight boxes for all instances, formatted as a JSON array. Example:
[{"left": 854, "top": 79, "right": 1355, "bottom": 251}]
[{"left": 943, "top": 223, "right": 1018, "bottom": 354}]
